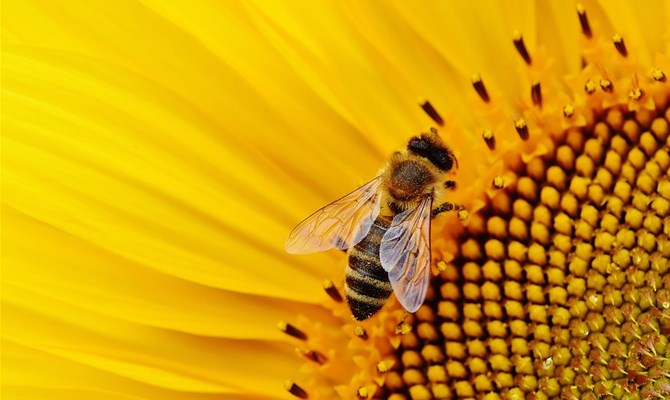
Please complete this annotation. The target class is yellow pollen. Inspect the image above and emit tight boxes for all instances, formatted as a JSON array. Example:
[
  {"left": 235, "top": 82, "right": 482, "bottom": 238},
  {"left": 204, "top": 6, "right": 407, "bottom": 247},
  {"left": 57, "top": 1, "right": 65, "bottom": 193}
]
[
  {"left": 599, "top": 79, "right": 613, "bottom": 92},
  {"left": 629, "top": 87, "right": 644, "bottom": 100},
  {"left": 376, "top": 360, "right": 395, "bottom": 373},
  {"left": 482, "top": 128, "right": 496, "bottom": 150},
  {"left": 585, "top": 79, "right": 596, "bottom": 93},
  {"left": 471, "top": 73, "right": 490, "bottom": 102},
  {"left": 322, "top": 279, "right": 343, "bottom": 302},
  {"left": 576, "top": 3, "right": 592, "bottom": 38},
  {"left": 652, "top": 68, "right": 666, "bottom": 82},
  {"left": 395, "top": 321, "right": 412, "bottom": 335},
  {"left": 492, "top": 176, "right": 505, "bottom": 189},
  {"left": 278, "top": 321, "right": 307, "bottom": 340},
  {"left": 515, "top": 118, "right": 529, "bottom": 140},
  {"left": 612, "top": 33, "right": 628, "bottom": 57},
  {"left": 563, "top": 104, "right": 575, "bottom": 117},
  {"left": 356, "top": 386, "right": 369, "bottom": 399}
]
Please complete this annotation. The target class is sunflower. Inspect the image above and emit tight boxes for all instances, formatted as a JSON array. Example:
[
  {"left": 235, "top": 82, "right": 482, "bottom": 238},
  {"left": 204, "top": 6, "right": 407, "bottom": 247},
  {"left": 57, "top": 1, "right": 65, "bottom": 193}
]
[{"left": 2, "top": 1, "right": 669, "bottom": 399}]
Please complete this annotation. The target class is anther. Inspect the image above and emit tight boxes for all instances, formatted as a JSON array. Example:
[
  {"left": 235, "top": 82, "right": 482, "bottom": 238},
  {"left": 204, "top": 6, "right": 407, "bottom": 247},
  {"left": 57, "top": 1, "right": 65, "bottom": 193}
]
[
  {"left": 585, "top": 79, "right": 596, "bottom": 94},
  {"left": 357, "top": 387, "right": 369, "bottom": 399},
  {"left": 322, "top": 280, "right": 342, "bottom": 302},
  {"left": 471, "top": 74, "right": 490, "bottom": 102},
  {"left": 296, "top": 347, "right": 328, "bottom": 364},
  {"left": 395, "top": 322, "right": 412, "bottom": 335},
  {"left": 600, "top": 79, "right": 613, "bottom": 92},
  {"left": 652, "top": 68, "right": 666, "bottom": 82},
  {"left": 515, "top": 118, "right": 529, "bottom": 140},
  {"left": 377, "top": 360, "right": 395, "bottom": 373},
  {"left": 278, "top": 321, "right": 307, "bottom": 340},
  {"left": 612, "top": 34, "right": 627, "bottom": 57},
  {"left": 482, "top": 128, "right": 496, "bottom": 150},
  {"left": 493, "top": 176, "right": 505, "bottom": 189},
  {"left": 513, "top": 31, "right": 532, "bottom": 64},
  {"left": 419, "top": 99, "right": 444, "bottom": 126},
  {"left": 531, "top": 81, "right": 542, "bottom": 108},
  {"left": 284, "top": 380, "right": 309, "bottom": 399},
  {"left": 577, "top": 4, "right": 592, "bottom": 38},
  {"left": 458, "top": 209, "right": 469, "bottom": 221},
  {"left": 353, "top": 325, "right": 368, "bottom": 340},
  {"left": 629, "top": 88, "right": 643, "bottom": 101},
  {"left": 563, "top": 104, "right": 575, "bottom": 118}
]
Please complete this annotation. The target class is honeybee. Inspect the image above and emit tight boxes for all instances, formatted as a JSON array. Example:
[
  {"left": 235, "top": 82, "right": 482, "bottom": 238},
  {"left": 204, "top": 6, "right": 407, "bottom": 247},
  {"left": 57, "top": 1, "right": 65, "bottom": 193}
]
[{"left": 286, "top": 128, "right": 462, "bottom": 320}]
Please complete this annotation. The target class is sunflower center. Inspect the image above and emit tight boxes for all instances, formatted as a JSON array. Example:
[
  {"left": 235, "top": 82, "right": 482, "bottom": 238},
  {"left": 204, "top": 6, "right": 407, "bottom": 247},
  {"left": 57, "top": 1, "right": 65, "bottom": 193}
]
[{"left": 381, "top": 103, "right": 669, "bottom": 399}]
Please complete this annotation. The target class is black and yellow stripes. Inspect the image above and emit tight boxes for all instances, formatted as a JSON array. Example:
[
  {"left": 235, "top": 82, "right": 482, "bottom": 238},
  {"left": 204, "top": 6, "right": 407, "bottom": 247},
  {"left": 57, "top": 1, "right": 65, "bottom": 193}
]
[{"left": 345, "top": 217, "right": 393, "bottom": 320}]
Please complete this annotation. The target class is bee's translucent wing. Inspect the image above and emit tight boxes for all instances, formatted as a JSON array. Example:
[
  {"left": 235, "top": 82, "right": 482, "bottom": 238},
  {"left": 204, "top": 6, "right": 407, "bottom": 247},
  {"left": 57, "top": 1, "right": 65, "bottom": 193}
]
[
  {"left": 379, "top": 196, "right": 432, "bottom": 312},
  {"left": 285, "top": 177, "right": 383, "bottom": 254}
]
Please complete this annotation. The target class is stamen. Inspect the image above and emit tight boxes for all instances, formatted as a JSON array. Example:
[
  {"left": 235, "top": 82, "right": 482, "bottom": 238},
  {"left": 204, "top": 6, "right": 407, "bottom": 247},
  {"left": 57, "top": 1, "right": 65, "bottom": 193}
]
[
  {"left": 353, "top": 325, "right": 368, "bottom": 340},
  {"left": 515, "top": 118, "right": 529, "bottom": 140},
  {"left": 482, "top": 128, "right": 496, "bottom": 150},
  {"left": 457, "top": 209, "right": 469, "bottom": 221},
  {"left": 563, "top": 104, "right": 575, "bottom": 118},
  {"left": 612, "top": 34, "right": 628, "bottom": 57},
  {"left": 629, "top": 88, "right": 643, "bottom": 101},
  {"left": 323, "top": 280, "right": 342, "bottom": 302},
  {"left": 377, "top": 360, "right": 395, "bottom": 373},
  {"left": 576, "top": 4, "right": 592, "bottom": 38},
  {"left": 585, "top": 79, "right": 596, "bottom": 94},
  {"left": 296, "top": 347, "right": 328, "bottom": 364},
  {"left": 531, "top": 80, "right": 542, "bottom": 108},
  {"left": 278, "top": 321, "right": 308, "bottom": 340},
  {"left": 652, "top": 68, "right": 666, "bottom": 82},
  {"left": 357, "top": 387, "right": 369, "bottom": 399},
  {"left": 493, "top": 176, "right": 505, "bottom": 189},
  {"left": 395, "top": 320, "right": 412, "bottom": 335},
  {"left": 600, "top": 79, "right": 613, "bottom": 92},
  {"left": 471, "top": 74, "right": 490, "bottom": 102},
  {"left": 419, "top": 99, "right": 444, "bottom": 126},
  {"left": 284, "top": 380, "right": 309, "bottom": 399},
  {"left": 512, "top": 31, "right": 532, "bottom": 64}
]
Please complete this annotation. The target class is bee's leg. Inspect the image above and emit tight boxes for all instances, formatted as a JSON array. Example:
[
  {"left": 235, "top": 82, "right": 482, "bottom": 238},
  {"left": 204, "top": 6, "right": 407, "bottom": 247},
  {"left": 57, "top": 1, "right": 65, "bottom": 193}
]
[
  {"left": 394, "top": 311, "right": 412, "bottom": 335},
  {"left": 444, "top": 180, "right": 457, "bottom": 190},
  {"left": 431, "top": 201, "right": 464, "bottom": 219}
]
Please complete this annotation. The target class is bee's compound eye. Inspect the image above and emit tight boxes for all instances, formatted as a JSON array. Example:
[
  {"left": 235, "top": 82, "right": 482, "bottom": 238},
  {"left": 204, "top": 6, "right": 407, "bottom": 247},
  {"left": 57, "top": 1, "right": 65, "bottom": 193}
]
[{"left": 408, "top": 135, "right": 454, "bottom": 171}]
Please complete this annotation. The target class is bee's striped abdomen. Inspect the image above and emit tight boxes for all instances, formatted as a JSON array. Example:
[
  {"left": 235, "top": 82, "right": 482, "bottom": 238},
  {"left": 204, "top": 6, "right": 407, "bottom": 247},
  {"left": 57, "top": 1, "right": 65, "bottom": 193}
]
[{"left": 345, "top": 217, "right": 393, "bottom": 321}]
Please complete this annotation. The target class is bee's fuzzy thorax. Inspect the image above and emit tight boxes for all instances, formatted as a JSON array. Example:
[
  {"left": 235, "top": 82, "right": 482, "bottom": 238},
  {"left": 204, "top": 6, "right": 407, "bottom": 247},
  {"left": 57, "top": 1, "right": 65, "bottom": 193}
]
[{"left": 381, "top": 151, "right": 446, "bottom": 215}]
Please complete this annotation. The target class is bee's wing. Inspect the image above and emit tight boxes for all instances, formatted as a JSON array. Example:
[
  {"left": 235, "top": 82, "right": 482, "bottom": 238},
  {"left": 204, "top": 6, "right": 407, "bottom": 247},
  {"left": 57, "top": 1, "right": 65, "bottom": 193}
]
[
  {"left": 379, "top": 196, "right": 432, "bottom": 313},
  {"left": 285, "top": 176, "right": 383, "bottom": 254}
]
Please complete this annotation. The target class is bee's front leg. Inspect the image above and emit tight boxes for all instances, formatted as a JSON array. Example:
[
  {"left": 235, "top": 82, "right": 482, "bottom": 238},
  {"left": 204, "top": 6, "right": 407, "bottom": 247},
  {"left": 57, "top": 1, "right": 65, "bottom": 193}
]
[
  {"left": 444, "top": 180, "right": 457, "bottom": 190},
  {"left": 431, "top": 202, "right": 464, "bottom": 219}
]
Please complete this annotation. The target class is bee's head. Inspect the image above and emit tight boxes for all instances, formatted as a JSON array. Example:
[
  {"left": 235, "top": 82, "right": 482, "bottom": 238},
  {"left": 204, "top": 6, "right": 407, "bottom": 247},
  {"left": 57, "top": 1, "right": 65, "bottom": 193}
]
[{"left": 407, "top": 128, "right": 457, "bottom": 172}]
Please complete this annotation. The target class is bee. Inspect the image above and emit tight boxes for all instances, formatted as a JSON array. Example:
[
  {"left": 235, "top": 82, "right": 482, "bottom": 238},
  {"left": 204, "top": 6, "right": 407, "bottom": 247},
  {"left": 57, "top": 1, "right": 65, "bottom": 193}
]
[{"left": 285, "top": 128, "right": 462, "bottom": 320}]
